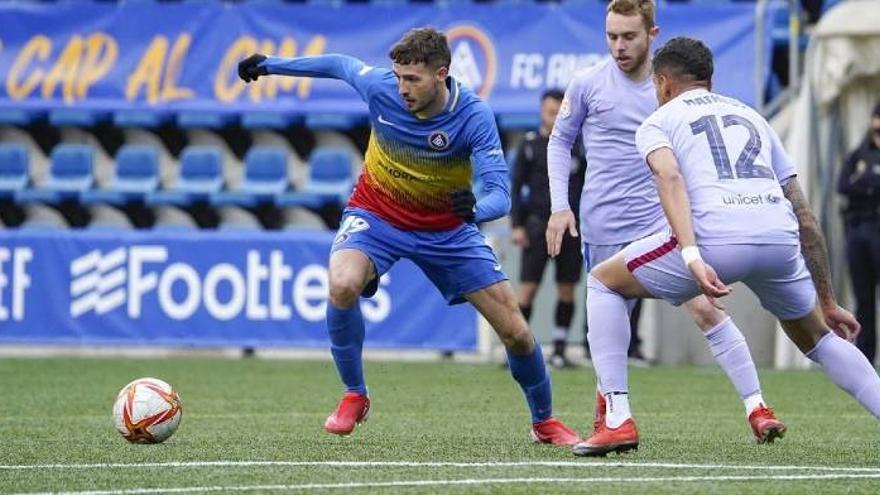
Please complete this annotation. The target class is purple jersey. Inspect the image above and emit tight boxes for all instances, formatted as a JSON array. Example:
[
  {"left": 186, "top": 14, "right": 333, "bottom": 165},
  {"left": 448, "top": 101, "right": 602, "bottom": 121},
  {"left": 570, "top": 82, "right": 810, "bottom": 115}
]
[
  {"left": 635, "top": 89, "right": 799, "bottom": 246},
  {"left": 548, "top": 57, "right": 666, "bottom": 245}
]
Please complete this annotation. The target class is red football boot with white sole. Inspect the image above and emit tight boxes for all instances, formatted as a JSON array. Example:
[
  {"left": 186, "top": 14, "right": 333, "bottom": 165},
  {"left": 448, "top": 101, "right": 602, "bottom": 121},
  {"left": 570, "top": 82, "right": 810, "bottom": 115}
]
[{"left": 572, "top": 418, "right": 639, "bottom": 457}]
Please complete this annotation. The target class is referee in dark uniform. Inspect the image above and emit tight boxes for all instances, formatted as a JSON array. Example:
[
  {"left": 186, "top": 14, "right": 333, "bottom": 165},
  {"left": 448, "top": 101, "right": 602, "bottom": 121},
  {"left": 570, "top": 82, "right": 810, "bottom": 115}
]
[
  {"left": 838, "top": 102, "right": 880, "bottom": 365},
  {"left": 511, "top": 89, "right": 587, "bottom": 368}
]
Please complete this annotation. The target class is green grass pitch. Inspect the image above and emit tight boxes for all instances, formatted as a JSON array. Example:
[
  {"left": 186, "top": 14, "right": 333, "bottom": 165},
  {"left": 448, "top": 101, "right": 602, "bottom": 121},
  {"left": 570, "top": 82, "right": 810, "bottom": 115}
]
[{"left": 1, "top": 357, "right": 878, "bottom": 494}]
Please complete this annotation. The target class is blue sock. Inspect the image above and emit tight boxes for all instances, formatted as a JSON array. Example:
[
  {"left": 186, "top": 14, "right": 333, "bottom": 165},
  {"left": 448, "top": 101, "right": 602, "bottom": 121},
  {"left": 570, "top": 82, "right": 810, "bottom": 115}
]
[
  {"left": 327, "top": 303, "right": 366, "bottom": 395},
  {"left": 506, "top": 342, "right": 553, "bottom": 423}
]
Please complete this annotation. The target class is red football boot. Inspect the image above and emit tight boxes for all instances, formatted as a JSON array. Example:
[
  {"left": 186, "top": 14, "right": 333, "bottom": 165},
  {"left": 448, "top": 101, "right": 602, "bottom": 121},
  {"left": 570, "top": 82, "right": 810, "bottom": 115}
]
[
  {"left": 530, "top": 417, "right": 581, "bottom": 446},
  {"left": 323, "top": 392, "right": 370, "bottom": 436},
  {"left": 748, "top": 404, "right": 786, "bottom": 444},
  {"left": 592, "top": 390, "right": 607, "bottom": 436},
  {"left": 572, "top": 418, "right": 639, "bottom": 457}
]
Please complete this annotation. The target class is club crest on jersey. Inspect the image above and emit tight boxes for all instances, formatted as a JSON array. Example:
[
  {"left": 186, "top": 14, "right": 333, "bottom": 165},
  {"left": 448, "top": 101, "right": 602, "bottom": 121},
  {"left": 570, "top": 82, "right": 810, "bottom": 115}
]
[
  {"left": 559, "top": 97, "right": 572, "bottom": 119},
  {"left": 428, "top": 131, "right": 450, "bottom": 151}
]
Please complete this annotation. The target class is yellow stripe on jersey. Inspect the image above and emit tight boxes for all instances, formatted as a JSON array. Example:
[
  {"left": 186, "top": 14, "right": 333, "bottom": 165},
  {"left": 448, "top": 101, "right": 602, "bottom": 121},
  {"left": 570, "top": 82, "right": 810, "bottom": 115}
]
[{"left": 362, "top": 131, "right": 471, "bottom": 213}]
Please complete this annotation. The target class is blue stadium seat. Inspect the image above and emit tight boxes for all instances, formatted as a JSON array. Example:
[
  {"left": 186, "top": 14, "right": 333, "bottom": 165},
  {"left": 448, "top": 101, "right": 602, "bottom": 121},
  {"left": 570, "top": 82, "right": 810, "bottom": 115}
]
[
  {"left": 212, "top": 146, "right": 290, "bottom": 207},
  {"left": 305, "top": 112, "right": 368, "bottom": 130},
  {"left": 277, "top": 147, "right": 354, "bottom": 208},
  {"left": 81, "top": 145, "right": 160, "bottom": 205},
  {"left": 307, "top": 147, "right": 354, "bottom": 195},
  {"left": 0, "top": 108, "right": 45, "bottom": 126},
  {"left": 113, "top": 110, "right": 173, "bottom": 128},
  {"left": 149, "top": 145, "right": 224, "bottom": 206},
  {"left": 241, "top": 111, "right": 303, "bottom": 129},
  {"left": 0, "top": 144, "right": 29, "bottom": 198},
  {"left": 16, "top": 144, "right": 94, "bottom": 204},
  {"left": 177, "top": 111, "right": 238, "bottom": 129},
  {"left": 49, "top": 109, "right": 110, "bottom": 127}
]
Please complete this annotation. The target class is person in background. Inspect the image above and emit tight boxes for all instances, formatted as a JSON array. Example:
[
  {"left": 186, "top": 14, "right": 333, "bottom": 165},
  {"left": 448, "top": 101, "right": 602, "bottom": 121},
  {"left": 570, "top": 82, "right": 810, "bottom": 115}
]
[
  {"left": 837, "top": 102, "right": 880, "bottom": 365},
  {"left": 510, "top": 89, "right": 587, "bottom": 369}
]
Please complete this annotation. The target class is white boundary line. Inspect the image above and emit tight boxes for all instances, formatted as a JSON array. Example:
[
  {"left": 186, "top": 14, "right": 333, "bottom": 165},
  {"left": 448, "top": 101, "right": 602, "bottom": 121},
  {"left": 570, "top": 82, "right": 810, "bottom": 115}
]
[
  {"left": 14, "top": 474, "right": 880, "bottom": 495},
  {"left": 2, "top": 460, "right": 880, "bottom": 473}
]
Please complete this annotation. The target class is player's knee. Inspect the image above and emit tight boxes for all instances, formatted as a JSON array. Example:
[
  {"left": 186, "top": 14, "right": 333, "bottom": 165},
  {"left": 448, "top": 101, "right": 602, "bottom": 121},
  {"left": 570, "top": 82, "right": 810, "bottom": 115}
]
[
  {"left": 328, "top": 272, "right": 365, "bottom": 308},
  {"left": 501, "top": 318, "right": 534, "bottom": 354},
  {"left": 686, "top": 297, "right": 726, "bottom": 331}
]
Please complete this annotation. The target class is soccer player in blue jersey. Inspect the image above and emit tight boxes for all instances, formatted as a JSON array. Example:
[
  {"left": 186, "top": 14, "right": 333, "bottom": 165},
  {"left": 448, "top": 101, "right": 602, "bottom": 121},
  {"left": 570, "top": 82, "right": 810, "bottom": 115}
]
[{"left": 238, "top": 27, "right": 580, "bottom": 445}]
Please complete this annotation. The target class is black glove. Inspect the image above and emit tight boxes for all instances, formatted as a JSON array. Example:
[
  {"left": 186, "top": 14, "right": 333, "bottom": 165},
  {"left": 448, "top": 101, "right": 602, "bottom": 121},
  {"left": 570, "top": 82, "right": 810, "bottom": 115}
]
[
  {"left": 450, "top": 188, "right": 477, "bottom": 223},
  {"left": 238, "top": 53, "right": 268, "bottom": 83}
]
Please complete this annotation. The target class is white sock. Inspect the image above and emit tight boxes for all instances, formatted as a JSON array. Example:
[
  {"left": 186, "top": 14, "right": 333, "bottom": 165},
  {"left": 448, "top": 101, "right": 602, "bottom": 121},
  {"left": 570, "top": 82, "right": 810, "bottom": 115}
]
[
  {"left": 743, "top": 393, "right": 765, "bottom": 416},
  {"left": 605, "top": 392, "right": 631, "bottom": 428}
]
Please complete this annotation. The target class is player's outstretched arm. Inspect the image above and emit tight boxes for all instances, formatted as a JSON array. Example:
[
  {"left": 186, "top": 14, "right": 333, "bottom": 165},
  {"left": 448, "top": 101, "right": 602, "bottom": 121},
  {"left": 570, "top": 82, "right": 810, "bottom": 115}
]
[
  {"left": 647, "top": 147, "right": 731, "bottom": 305},
  {"left": 782, "top": 179, "right": 861, "bottom": 340},
  {"left": 238, "top": 53, "right": 377, "bottom": 98}
]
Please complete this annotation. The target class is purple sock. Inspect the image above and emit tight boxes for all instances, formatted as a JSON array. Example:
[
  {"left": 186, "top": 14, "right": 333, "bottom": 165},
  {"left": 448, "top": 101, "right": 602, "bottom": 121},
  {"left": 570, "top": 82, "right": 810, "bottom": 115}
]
[
  {"left": 586, "top": 274, "right": 631, "bottom": 395},
  {"left": 704, "top": 317, "right": 761, "bottom": 399},
  {"left": 807, "top": 332, "right": 880, "bottom": 418}
]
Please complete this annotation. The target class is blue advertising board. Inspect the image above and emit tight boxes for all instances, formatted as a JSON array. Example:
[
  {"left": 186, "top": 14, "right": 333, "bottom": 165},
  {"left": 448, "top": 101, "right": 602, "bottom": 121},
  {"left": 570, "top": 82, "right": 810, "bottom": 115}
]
[{"left": 0, "top": 229, "right": 477, "bottom": 349}]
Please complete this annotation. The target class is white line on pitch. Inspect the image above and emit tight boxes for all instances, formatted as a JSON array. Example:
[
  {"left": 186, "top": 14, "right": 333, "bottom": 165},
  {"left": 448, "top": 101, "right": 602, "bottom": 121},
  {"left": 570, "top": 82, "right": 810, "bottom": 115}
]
[
  {"left": 2, "top": 460, "right": 880, "bottom": 473},
  {"left": 13, "top": 474, "right": 880, "bottom": 495}
]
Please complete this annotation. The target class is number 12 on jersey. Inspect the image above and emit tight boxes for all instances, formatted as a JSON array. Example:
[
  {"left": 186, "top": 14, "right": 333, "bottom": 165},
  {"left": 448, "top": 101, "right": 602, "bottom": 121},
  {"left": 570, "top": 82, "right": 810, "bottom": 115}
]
[{"left": 690, "top": 114, "right": 775, "bottom": 181}]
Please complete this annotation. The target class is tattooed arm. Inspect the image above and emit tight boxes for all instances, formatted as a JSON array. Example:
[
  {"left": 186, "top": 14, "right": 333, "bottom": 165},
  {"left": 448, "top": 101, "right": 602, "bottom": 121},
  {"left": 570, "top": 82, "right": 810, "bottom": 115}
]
[{"left": 782, "top": 179, "right": 860, "bottom": 340}]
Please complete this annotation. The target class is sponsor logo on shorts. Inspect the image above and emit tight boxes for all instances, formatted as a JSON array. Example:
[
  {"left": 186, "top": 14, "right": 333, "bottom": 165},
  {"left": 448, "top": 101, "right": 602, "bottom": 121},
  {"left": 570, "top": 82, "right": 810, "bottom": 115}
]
[{"left": 334, "top": 216, "right": 371, "bottom": 244}]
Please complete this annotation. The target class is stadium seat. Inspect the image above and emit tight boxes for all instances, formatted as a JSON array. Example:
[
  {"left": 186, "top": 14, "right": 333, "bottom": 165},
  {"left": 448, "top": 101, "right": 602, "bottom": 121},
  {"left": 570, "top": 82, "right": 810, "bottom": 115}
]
[
  {"left": 241, "top": 112, "right": 303, "bottom": 130},
  {"left": 177, "top": 111, "right": 238, "bottom": 129},
  {"left": 49, "top": 109, "right": 110, "bottom": 127},
  {"left": 81, "top": 145, "right": 160, "bottom": 205},
  {"left": 282, "top": 206, "right": 327, "bottom": 230},
  {"left": 16, "top": 144, "right": 94, "bottom": 204},
  {"left": 113, "top": 110, "right": 173, "bottom": 128},
  {"left": 148, "top": 145, "right": 224, "bottom": 206},
  {"left": 18, "top": 204, "right": 68, "bottom": 229},
  {"left": 276, "top": 147, "right": 353, "bottom": 208},
  {"left": 250, "top": 130, "right": 308, "bottom": 189},
  {"left": 305, "top": 112, "right": 368, "bottom": 130},
  {"left": 0, "top": 127, "right": 50, "bottom": 185},
  {"left": 0, "top": 109, "right": 45, "bottom": 126},
  {"left": 87, "top": 205, "right": 134, "bottom": 230},
  {"left": 307, "top": 147, "right": 354, "bottom": 194},
  {"left": 212, "top": 146, "right": 290, "bottom": 207},
  {"left": 0, "top": 144, "right": 29, "bottom": 198}
]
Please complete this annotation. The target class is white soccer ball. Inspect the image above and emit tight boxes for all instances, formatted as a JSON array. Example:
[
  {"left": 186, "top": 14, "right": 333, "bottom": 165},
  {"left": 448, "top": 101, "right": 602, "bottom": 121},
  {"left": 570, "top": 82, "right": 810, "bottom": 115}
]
[{"left": 112, "top": 377, "right": 183, "bottom": 444}]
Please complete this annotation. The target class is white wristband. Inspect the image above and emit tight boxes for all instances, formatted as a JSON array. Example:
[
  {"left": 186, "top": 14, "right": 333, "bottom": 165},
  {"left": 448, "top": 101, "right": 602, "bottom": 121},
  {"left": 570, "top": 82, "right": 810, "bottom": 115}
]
[{"left": 681, "top": 246, "right": 702, "bottom": 266}]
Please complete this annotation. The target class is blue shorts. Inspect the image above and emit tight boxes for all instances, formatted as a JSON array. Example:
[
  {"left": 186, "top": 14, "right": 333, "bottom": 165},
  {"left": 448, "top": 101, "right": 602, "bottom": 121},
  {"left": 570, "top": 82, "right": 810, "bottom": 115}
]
[{"left": 331, "top": 208, "right": 508, "bottom": 305}]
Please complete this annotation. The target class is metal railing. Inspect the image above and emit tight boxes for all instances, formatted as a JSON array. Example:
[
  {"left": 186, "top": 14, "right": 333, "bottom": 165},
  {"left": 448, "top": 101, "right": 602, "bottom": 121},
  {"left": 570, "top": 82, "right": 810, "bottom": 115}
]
[{"left": 755, "top": 0, "right": 803, "bottom": 116}]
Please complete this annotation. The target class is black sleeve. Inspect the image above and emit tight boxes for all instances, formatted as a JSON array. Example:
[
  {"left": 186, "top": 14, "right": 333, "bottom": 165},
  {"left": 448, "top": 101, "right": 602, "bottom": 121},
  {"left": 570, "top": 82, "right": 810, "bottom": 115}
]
[
  {"left": 837, "top": 138, "right": 879, "bottom": 195},
  {"left": 510, "top": 139, "right": 532, "bottom": 227}
]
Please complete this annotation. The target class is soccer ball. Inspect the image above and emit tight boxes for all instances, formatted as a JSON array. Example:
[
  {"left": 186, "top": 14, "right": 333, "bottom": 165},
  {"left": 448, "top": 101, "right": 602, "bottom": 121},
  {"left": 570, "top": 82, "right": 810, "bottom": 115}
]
[{"left": 112, "top": 377, "right": 183, "bottom": 444}]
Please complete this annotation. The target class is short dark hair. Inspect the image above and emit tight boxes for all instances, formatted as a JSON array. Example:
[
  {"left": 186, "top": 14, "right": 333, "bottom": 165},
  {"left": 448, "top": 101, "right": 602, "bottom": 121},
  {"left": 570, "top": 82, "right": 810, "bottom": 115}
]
[
  {"left": 389, "top": 27, "right": 451, "bottom": 70},
  {"left": 652, "top": 37, "right": 714, "bottom": 83},
  {"left": 541, "top": 89, "right": 565, "bottom": 102}
]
